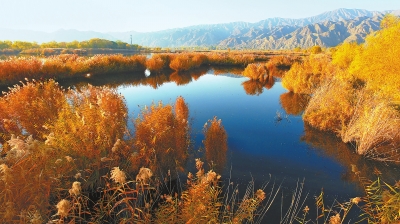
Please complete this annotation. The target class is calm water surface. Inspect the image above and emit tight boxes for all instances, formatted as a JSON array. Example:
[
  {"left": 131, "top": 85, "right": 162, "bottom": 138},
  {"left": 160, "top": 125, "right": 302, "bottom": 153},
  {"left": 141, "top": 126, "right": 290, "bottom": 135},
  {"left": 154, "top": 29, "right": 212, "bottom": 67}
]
[
  {"left": 70, "top": 68, "right": 399, "bottom": 221},
  {"left": 118, "top": 71, "right": 361, "bottom": 191}
]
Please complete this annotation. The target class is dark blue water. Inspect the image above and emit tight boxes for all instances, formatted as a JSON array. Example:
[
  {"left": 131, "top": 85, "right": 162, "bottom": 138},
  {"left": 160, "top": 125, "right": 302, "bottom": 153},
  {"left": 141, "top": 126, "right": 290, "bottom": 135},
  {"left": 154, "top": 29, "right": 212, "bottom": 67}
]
[
  {"left": 120, "top": 71, "right": 355, "bottom": 187},
  {"left": 113, "top": 69, "right": 398, "bottom": 222}
]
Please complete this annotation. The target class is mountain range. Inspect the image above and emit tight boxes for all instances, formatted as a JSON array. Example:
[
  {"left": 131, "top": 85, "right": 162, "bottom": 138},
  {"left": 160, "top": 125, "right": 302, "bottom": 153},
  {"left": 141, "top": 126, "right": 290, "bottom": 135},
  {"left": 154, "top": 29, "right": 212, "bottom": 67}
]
[{"left": 0, "top": 8, "right": 398, "bottom": 50}]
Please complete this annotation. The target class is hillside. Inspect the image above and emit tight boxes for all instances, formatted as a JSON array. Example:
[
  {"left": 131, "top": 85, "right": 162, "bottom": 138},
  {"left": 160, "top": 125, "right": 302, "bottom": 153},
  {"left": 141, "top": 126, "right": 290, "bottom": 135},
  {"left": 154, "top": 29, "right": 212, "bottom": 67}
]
[
  {"left": 0, "top": 8, "right": 397, "bottom": 49},
  {"left": 220, "top": 15, "right": 383, "bottom": 49}
]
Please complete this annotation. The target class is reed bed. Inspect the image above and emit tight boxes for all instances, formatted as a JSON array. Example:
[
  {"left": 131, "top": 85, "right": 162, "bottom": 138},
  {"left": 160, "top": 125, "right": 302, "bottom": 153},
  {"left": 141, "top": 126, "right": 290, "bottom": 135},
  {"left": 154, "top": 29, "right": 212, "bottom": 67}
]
[
  {"left": 0, "top": 79, "right": 272, "bottom": 222},
  {"left": 0, "top": 54, "right": 147, "bottom": 85},
  {"left": 0, "top": 52, "right": 269, "bottom": 87}
]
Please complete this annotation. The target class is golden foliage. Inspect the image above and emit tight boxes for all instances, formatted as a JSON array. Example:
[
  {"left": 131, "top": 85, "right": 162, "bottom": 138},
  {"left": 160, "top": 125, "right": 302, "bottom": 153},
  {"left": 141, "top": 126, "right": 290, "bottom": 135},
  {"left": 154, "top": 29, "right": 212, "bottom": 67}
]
[
  {"left": 155, "top": 159, "right": 266, "bottom": 223},
  {"left": 310, "top": 45, "right": 322, "bottom": 54},
  {"left": 349, "top": 15, "right": 400, "bottom": 97},
  {"left": 0, "top": 137, "right": 75, "bottom": 222},
  {"left": 282, "top": 55, "right": 333, "bottom": 94},
  {"left": 242, "top": 63, "right": 266, "bottom": 81},
  {"left": 146, "top": 53, "right": 171, "bottom": 72},
  {"left": 279, "top": 92, "right": 310, "bottom": 115},
  {"left": 48, "top": 85, "right": 128, "bottom": 159},
  {"left": 0, "top": 80, "right": 65, "bottom": 143},
  {"left": 242, "top": 80, "right": 264, "bottom": 96},
  {"left": 132, "top": 97, "right": 190, "bottom": 173},
  {"left": 331, "top": 42, "right": 362, "bottom": 70},
  {"left": 265, "top": 55, "right": 300, "bottom": 70},
  {"left": 341, "top": 92, "right": 400, "bottom": 158},
  {"left": 303, "top": 79, "right": 355, "bottom": 133},
  {"left": 0, "top": 54, "right": 147, "bottom": 85},
  {"left": 169, "top": 53, "right": 200, "bottom": 71},
  {"left": 203, "top": 117, "right": 228, "bottom": 173}
]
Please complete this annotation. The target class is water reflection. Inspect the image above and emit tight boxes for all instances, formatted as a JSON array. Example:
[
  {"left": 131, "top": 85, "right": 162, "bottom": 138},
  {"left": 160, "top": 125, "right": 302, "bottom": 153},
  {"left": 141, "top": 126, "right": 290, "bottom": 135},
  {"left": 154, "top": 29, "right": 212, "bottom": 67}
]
[
  {"left": 242, "top": 80, "right": 264, "bottom": 95},
  {"left": 142, "top": 72, "right": 169, "bottom": 89},
  {"left": 301, "top": 124, "right": 400, "bottom": 186},
  {"left": 55, "top": 66, "right": 400, "bottom": 200},
  {"left": 169, "top": 72, "right": 193, "bottom": 86},
  {"left": 280, "top": 92, "right": 311, "bottom": 115},
  {"left": 212, "top": 66, "right": 244, "bottom": 76},
  {"left": 57, "top": 66, "right": 210, "bottom": 91},
  {"left": 263, "top": 74, "right": 276, "bottom": 90},
  {"left": 241, "top": 68, "right": 283, "bottom": 95}
]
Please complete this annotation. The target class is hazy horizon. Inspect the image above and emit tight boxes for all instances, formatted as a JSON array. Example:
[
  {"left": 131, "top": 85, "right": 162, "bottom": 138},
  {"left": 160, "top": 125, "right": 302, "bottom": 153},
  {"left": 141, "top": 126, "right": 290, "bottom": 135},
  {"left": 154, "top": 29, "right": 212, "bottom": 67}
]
[{"left": 1, "top": 0, "right": 399, "bottom": 33}]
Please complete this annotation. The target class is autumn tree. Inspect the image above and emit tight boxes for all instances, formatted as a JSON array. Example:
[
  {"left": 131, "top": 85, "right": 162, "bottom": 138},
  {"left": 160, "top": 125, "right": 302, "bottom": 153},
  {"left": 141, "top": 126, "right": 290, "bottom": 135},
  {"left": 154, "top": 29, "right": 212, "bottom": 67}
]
[
  {"left": 349, "top": 14, "right": 400, "bottom": 96},
  {"left": 242, "top": 63, "right": 266, "bottom": 81},
  {"left": 310, "top": 45, "right": 322, "bottom": 54}
]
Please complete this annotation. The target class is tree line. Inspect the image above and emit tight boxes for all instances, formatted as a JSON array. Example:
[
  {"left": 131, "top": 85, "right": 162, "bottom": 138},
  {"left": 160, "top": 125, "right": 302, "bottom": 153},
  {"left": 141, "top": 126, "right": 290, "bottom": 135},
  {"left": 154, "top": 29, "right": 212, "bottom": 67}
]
[{"left": 0, "top": 38, "right": 142, "bottom": 50}]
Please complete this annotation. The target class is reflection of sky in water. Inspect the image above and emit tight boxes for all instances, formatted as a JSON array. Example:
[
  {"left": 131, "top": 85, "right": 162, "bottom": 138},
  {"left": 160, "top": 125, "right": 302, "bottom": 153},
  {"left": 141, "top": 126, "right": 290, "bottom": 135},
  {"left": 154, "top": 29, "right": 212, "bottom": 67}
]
[{"left": 119, "top": 72, "right": 360, "bottom": 201}]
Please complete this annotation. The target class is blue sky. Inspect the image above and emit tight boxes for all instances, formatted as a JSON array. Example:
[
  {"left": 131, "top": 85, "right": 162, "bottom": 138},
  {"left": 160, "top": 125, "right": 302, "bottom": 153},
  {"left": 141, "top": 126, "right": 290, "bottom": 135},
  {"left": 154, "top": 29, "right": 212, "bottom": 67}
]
[{"left": 1, "top": 0, "right": 399, "bottom": 32}]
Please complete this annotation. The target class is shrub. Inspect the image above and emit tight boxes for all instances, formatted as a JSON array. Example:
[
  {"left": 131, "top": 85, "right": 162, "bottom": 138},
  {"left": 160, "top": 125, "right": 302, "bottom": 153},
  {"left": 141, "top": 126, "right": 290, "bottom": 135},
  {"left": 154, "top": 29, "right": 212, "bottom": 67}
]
[
  {"left": 47, "top": 85, "right": 127, "bottom": 159},
  {"left": 331, "top": 42, "right": 361, "bottom": 70},
  {"left": 146, "top": 54, "right": 171, "bottom": 72},
  {"left": 349, "top": 15, "right": 400, "bottom": 97},
  {"left": 132, "top": 97, "right": 190, "bottom": 173},
  {"left": 168, "top": 53, "right": 208, "bottom": 72},
  {"left": 203, "top": 117, "right": 228, "bottom": 172},
  {"left": 282, "top": 55, "right": 333, "bottom": 94},
  {"left": 0, "top": 54, "right": 147, "bottom": 85},
  {"left": 303, "top": 79, "right": 355, "bottom": 134},
  {"left": 310, "top": 45, "right": 322, "bottom": 54},
  {"left": 0, "top": 80, "right": 65, "bottom": 143},
  {"left": 242, "top": 63, "right": 266, "bottom": 81},
  {"left": 265, "top": 55, "right": 300, "bottom": 70},
  {"left": 169, "top": 54, "right": 194, "bottom": 71}
]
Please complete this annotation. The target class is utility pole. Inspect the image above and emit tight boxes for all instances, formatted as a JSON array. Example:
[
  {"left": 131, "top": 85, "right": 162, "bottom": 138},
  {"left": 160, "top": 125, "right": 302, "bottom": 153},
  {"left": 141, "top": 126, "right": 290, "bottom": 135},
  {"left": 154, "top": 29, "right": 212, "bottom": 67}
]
[{"left": 130, "top": 35, "right": 132, "bottom": 45}]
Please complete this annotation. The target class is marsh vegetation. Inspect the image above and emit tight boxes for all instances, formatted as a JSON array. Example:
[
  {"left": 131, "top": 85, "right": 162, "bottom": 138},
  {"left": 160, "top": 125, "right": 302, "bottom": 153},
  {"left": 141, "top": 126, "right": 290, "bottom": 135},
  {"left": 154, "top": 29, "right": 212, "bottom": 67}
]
[{"left": 0, "top": 15, "right": 400, "bottom": 223}]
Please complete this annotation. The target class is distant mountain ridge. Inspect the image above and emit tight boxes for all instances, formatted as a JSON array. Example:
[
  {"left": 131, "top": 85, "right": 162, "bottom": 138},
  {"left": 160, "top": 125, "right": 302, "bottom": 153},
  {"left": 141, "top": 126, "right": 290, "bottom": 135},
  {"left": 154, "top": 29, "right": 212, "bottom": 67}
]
[{"left": 0, "top": 8, "right": 397, "bottom": 49}]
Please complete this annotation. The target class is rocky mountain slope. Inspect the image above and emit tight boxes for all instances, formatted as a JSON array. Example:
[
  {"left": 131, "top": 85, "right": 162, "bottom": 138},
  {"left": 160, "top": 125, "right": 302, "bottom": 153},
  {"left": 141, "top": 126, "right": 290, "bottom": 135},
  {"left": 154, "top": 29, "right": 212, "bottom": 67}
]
[{"left": 0, "top": 8, "right": 397, "bottom": 49}]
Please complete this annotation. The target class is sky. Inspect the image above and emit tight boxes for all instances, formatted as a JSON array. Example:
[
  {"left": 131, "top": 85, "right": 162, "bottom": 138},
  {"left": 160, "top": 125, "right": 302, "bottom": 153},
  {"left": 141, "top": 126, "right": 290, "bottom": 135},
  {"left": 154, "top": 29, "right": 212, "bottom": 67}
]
[{"left": 0, "top": 0, "right": 399, "bottom": 33}]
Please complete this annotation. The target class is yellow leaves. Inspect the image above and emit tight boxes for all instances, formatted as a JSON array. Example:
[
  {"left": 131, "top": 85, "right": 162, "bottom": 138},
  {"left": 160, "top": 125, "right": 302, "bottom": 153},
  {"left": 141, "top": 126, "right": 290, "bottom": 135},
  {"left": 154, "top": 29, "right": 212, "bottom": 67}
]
[
  {"left": 380, "top": 14, "right": 400, "bottom": 29},
  {"left": 282, "top": 55, "right": 333, "bottom": 94},
  {"left": 349, "top": 16, "right": 400, "bottom": 96},
  {"left": 242, "top": 63, "right": 266, "bottom": 81},
  {"left": 331, "top": 42, "right": 362, "bottom": 70}
]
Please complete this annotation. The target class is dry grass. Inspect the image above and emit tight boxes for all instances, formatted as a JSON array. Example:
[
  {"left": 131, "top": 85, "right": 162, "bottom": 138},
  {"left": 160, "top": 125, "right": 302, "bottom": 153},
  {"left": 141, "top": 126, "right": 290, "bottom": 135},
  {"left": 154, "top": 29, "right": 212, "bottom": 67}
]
[
  {"left": 203, "top": 117, "right": 228, "bottom": 173},
  {"left": 146, "top": 53, "right": 171, "bottom": 72},
  {"left": 303, "top": 79, "right": 355, "bottom": 134},
  {"left": 0, "top": 54, "right": 147, "bottom": 85},
  {"left": 265, "top": 55, "right": 300, "bottom": 70},
  {"left": 132, "top": 97, "right": 190, "bottom": 174},
  {"left": 155, "top": 158, "right": 268, "bottom": 223},
  {"left": 341, "top": 93, "right": 400, "bottom": 159},
  {"left": 0, "top": 80, "right": 65, "bottom": 143}
]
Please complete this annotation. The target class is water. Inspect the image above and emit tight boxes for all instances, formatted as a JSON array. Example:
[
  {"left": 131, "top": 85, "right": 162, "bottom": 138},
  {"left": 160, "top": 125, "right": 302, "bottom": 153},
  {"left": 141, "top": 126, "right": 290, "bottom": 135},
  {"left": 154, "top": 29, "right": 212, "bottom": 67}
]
[{"left": 62, "top": 67, "right": 399, "bottom": 222}]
